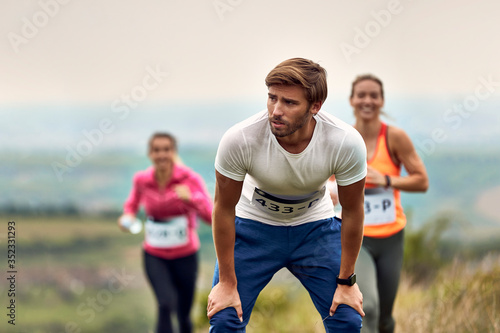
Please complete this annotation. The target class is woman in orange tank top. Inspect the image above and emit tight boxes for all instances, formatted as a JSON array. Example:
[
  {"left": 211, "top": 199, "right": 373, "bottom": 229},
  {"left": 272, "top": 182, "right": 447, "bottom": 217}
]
[{"left": 350, "top": 75, "right": 428, "bottom": 333}]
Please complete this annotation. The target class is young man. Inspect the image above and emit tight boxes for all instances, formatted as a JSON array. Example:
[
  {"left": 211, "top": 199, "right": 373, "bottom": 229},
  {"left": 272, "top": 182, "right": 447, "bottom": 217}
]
[{"left": 207, "top": 58, "right": 367, "bottom": 332}]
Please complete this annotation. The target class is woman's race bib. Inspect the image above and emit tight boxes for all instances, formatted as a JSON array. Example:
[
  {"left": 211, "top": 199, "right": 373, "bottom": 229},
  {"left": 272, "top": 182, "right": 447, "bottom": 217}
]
[
  {"left": 364, "top": 188, "right": 396, "bottom": 225},
  {"left": 251, "top": 186, "right": 326, "bottom": 219},
  {"left": 145, "top": 217, "right": 189, "bottom": 248}
]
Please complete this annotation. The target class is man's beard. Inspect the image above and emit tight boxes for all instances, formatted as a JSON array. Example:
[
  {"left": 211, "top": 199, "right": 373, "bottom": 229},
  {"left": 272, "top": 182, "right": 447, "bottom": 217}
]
[{"left": 269, "top": 109, "right": 311, "bottom": 138}]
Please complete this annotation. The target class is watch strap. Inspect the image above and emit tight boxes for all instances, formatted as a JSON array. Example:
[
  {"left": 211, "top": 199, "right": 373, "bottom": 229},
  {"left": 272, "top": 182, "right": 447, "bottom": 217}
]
[{"left": 336, "top": 273, "right": 356, "bottom": 286}]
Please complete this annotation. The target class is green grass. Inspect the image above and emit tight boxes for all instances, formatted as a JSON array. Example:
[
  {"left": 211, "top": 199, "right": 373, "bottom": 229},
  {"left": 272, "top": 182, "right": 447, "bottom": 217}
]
[
  {"left": 16, "top": 286, "right": 155, "bottom": 333},
  {"left": 395, "top": 256, "right": 500, "bottom": 332}
]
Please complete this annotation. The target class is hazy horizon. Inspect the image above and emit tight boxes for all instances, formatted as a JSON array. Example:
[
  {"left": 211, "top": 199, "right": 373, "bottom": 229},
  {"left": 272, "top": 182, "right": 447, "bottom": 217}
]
[
  {"left": 3, "top": 1, "right": 500, "bottom": 157},
  {"left": 2, "top": 0, "right": 500, "bottom": 103},
  {"left": 2, "top": 95, "right": 499, "bottom": 157}
]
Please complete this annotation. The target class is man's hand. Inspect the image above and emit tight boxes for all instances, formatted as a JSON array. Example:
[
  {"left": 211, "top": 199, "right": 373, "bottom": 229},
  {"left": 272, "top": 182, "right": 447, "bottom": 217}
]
[
  {"left": 330, "top": 284, "right": 365, "bottom": 317},
  {"left": 207, "top": 282, "right": 243, "bottom": 322}
]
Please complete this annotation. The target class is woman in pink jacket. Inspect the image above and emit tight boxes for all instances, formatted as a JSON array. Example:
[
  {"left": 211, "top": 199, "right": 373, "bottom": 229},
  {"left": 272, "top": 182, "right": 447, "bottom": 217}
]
[{"left": 118, "top": 132, "right": 213, "bottom": 333}]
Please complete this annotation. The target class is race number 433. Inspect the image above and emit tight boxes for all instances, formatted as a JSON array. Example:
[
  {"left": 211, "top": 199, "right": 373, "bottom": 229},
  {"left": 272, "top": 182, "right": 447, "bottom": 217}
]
[{"left": 251, "top": 187, "right": 325, "bottom": 218}]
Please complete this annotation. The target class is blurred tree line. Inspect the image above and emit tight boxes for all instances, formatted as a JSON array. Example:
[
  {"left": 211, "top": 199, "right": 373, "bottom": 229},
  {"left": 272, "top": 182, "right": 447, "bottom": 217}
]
[
  {"left": 403, "top": 209, "right": 500, "bottom": 284},
  {"left": 0, "top": 202, "right": 120, "bottom": 217}
]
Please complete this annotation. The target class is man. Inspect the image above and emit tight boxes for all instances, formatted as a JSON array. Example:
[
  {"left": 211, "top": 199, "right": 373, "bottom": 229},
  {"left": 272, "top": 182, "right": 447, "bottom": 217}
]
[{"left": 207, "top": 58, "right": 367, "bottom": 332}]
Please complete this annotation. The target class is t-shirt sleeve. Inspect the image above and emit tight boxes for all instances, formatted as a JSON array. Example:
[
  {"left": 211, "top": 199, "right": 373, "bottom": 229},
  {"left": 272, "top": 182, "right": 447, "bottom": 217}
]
[
  {"left": 214, "top": 126, "right": 248, "bottom": 181},
  {"left": 334, "top": 129, "right": 367, "bottom": 186}
]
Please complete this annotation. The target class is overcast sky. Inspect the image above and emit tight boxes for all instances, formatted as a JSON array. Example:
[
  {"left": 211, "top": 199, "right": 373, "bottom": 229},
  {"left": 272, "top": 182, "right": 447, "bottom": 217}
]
[{"left": 2, "top": 0, "right": 500, "bottom": 104}]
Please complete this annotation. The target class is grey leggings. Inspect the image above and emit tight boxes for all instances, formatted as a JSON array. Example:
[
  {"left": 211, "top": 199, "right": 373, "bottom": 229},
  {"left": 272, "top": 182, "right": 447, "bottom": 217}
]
[{"left": 356, "top": 230, "right": 404, "bottom": 333}]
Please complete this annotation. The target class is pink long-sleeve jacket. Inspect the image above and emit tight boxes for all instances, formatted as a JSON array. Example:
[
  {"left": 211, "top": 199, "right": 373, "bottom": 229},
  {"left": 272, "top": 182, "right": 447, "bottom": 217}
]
[{"left": 124, "top": 164, "right": 213, "bottom": 259}]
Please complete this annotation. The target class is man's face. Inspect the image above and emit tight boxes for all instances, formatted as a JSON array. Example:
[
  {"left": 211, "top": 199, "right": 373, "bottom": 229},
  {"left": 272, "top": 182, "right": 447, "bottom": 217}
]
[{"left": 267, "top": 85, "right": 319, "bottom": 138}]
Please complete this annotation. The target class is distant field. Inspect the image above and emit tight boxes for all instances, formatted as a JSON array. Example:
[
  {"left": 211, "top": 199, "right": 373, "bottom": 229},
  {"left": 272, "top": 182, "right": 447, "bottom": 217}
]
[{"left": 2, "top": 215, "right": 499, "bottom": 333}]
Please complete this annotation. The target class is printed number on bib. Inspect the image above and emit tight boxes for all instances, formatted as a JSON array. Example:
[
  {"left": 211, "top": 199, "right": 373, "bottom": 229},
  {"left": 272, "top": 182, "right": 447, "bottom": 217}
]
[
  {"left": 251, "top": 187, "right": 325, "bottom": 218},
  {"left": 145, "top": 217, "right": 189, "bottom": 248},
  {"left": 364, "top": 188, "right": 396, "bottom": 225}
]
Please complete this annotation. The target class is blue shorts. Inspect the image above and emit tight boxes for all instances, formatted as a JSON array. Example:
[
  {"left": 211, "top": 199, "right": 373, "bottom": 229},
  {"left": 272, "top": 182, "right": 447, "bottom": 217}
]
[{"left": 209, "top": 217, "right": 362, "bottom": 332}]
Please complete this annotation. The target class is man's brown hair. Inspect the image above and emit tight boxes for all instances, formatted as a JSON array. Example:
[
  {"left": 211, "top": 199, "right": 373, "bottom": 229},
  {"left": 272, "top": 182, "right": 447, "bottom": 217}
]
[{"left": 265, "top": 58, "right": 328, "bottom": 105}]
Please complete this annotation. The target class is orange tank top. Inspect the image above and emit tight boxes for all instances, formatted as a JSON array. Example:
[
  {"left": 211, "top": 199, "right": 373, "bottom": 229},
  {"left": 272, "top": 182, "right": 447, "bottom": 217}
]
[{"left": 363, "top": 123, "right": 406, "bottom": 238}]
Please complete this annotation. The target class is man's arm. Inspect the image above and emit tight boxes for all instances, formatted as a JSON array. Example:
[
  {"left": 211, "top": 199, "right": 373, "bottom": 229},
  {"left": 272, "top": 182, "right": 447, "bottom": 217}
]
[
  {"left": 330, "top": 178, "right": 366, "bottom": 317},
  {"left": 207, "top": 171, "right": 244, "bottom": 321}
]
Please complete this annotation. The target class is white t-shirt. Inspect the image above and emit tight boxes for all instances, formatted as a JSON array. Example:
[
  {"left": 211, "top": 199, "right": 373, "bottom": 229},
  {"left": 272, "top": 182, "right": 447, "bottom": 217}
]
[{"left": 215, "top": 110, "right": 367, "bottom": 226}]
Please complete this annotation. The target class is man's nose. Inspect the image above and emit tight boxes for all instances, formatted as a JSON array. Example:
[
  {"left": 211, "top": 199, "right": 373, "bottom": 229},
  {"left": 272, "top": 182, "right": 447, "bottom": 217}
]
[{"left": 271, "top": 102, "right": 284, "bottom": 117}]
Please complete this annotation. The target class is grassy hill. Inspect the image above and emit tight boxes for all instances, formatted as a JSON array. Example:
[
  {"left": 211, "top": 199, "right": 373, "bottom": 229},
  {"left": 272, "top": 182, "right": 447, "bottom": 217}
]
[{"left": 1, "top": 215, "right": 499, "bottom": 333}]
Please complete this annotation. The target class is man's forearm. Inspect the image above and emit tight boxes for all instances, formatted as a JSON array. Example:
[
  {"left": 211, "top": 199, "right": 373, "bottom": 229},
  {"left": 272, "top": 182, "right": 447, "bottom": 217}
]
[
  {"left": 212, "top": 210, "right": 238, "bottom": 285},
  {"left": 338, "top": 207, "right": 364, "bottom": 278}
]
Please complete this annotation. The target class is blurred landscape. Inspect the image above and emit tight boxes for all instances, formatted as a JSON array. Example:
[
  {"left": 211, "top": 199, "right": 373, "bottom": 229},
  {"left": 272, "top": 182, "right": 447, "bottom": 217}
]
[
  {"left": 2, "top": 96, "right": 500, "bottom": 223},
  {"left": 1, "top": 99, "right": 500, "bottom": 332},
  {"left": 1, "top": 213, "right": 498, "bottom": 333},
  {"left": 2, "top": 137, "right": 500, "bottom": 230},
  {"left": 3, "top": 0, "right": 500, "bottom": 331}
]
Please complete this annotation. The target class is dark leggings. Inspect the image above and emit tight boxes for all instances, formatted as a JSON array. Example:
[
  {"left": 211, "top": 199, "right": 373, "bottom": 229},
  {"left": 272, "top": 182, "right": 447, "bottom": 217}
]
[
  {"left": 144, "top": 250, "right": 198, "bottom": 333},
  {"left": 356, "top": 230, "right": 404, "bottom": 333}
]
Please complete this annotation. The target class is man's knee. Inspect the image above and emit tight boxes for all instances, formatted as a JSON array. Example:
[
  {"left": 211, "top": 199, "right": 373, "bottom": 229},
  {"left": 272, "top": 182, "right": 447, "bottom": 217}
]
[
  {"left": 326, "top": 304, "right": 363, "bottom": 332},
  {"left": 209, "top": 307, "right": 246, "bottom": 333}
]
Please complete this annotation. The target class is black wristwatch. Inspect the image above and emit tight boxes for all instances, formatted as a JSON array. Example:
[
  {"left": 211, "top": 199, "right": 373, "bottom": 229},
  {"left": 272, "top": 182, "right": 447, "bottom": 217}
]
[{"left": 336, "top": 273, "right": 356, "bottom": 286}]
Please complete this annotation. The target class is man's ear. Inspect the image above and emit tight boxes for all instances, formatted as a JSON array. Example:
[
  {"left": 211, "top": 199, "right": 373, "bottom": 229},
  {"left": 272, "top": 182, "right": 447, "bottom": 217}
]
[{"left": 310, "top": 101, "right": 322, "bottom": 115}]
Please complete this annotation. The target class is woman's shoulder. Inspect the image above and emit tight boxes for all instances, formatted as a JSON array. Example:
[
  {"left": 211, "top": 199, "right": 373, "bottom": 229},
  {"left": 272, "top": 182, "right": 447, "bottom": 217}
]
[
  {"left": 386, "top": 123, "right": 415, "bottom": 151},
  {"left": 387, "top": 123, "right": 410, "bottom": 141},
  {"left": 132, "top": 167, "right": 154, "bottom": 182},
  {"left": 173, "top": 164, "right": 202, "bottom": 180}
]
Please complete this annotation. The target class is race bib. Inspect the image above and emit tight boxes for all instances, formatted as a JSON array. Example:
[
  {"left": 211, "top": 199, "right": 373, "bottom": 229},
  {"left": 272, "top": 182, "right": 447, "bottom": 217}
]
[
  {"left": 251, "top": 187, "right": 325, "bottom": 219},
  {"left": 364, "top": 188, "right": 396, "bottom": 225},
  {"left": 145, "top": 217, "right": 189, "bottom": 248}
]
